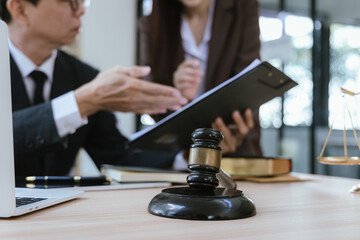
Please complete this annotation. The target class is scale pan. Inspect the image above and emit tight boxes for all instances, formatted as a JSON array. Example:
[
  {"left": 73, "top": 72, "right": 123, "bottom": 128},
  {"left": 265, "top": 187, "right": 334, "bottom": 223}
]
[{"left": 317, "top": 156, "right": 360, "bottom": 165}]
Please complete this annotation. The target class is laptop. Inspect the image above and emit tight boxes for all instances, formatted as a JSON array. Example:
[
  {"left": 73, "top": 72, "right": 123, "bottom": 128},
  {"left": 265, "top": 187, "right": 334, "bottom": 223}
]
[{"left": 0, "top": 20, "right": 83, "bottom": 218}]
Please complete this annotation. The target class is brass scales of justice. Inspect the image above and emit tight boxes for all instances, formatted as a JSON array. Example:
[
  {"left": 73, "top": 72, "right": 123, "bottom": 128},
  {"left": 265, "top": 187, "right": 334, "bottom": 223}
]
[{"left": 317, "top": 87, "right": 360, "bottom": 193}]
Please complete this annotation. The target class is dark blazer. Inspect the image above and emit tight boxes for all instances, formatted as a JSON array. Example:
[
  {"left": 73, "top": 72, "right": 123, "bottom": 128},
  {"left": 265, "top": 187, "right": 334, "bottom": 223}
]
[
  {"left": 139, "top": 0, "right": 262, "bottom": 156},
  {"left": 11, "top": 51, "right": 175, "bottom": 176}
]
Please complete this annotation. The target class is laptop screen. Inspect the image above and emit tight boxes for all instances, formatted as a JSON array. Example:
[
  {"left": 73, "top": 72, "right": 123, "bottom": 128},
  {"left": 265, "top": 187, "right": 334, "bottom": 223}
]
[{"left": 0, "top": 20, "right": 17, "bottom": 217}]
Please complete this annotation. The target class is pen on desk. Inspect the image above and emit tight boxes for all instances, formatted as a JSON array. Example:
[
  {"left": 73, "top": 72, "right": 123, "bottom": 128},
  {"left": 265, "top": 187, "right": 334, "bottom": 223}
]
[{"left": 25, "top": 176, "right": 112, "bottom": 185}]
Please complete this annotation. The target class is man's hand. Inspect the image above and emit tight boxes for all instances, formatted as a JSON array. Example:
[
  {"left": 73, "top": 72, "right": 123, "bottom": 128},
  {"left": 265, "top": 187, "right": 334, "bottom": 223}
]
[
  {"left": 173, "top": 59, "right": 203, "bottom": 101},
  {"left": 74, "top": 65, "right": 188, "bottom": 118},
  {"left": 211, "top": 109, "right": 254, "bottom": 154}
]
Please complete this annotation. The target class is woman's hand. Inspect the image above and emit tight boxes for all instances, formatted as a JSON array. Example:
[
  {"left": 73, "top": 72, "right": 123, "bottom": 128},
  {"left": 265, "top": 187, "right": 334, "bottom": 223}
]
[
  {"left": 211, "top": 109, "right": 254, "bottom": 154},
  {"left": 173, "top": 59, "right": 203, "bottom": 101}
]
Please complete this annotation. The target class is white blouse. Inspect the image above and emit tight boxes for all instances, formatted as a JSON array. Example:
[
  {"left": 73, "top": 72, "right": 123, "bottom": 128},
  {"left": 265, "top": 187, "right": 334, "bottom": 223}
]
[{"left": 180, "top": 0, "right": 216, "bottom": 98}]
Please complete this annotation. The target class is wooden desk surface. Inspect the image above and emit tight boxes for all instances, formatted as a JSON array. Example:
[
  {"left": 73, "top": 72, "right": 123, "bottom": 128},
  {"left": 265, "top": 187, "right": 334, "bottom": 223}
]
[{"left": 1, "top": 173, "right": 360, "bottom": 240}]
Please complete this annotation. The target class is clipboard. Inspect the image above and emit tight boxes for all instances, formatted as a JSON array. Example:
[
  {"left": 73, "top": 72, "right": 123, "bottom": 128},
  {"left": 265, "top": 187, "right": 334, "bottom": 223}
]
[{"left": 128, "top": 60, "right": 298, "bottom": 151}]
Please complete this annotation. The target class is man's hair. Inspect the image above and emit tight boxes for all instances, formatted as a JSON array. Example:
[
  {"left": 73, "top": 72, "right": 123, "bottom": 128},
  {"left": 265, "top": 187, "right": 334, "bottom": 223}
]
[{"left": 0, "top": 0, "right": 39, "bottom": 23}]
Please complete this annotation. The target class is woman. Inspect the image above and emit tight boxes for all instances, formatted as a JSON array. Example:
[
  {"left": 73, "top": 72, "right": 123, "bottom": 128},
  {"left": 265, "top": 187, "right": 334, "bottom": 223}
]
[{"left": 139, "top": 0, "right": 262, "bottom": 156}]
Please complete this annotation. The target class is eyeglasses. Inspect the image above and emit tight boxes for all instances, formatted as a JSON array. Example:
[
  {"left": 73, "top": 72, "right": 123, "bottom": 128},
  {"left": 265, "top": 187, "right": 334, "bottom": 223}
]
[{"left": 68, "top": 0, "right": 91, "bottom": 12}]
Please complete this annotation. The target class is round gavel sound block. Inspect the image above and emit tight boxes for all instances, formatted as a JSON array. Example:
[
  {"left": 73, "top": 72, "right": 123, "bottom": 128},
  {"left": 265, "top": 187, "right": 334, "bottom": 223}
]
[{"left": 148, "top": 128, "right": 256, "bottom": 220}]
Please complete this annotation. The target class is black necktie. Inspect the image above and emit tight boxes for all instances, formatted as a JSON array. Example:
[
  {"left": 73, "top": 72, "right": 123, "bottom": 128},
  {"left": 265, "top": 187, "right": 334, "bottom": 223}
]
[
  {"left": 29, "top": 70, "right": 48, "bottom": 174},
  {"left": 29, "top": 70, "right": 47, "bottom": 104}
]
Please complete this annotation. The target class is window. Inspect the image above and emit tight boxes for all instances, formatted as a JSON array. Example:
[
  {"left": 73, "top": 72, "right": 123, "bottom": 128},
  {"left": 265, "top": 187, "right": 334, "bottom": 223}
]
[
  {"left": 329, "top": 24, "right": 360, "bottom": 130},
  {"left": 260, "top": 13, "right": 314, "bottom": 128}
]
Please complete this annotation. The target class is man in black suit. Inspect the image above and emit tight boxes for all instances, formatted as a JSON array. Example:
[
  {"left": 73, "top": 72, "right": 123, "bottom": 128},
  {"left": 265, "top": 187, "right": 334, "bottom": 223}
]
[{"left": 0, "top": 0, "right": 188, "bottom": 176}]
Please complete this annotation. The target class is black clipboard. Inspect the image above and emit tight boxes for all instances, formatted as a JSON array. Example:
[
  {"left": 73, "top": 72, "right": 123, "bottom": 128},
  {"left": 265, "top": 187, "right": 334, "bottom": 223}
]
[{"left": 128, "top": 60, "right": 298, "bottom": 151}]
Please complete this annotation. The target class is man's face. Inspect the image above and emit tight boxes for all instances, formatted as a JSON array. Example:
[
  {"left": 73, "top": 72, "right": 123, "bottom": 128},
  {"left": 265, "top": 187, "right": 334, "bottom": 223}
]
[{"left": 24, "top": 0, "right": 84, "bottom": 47}]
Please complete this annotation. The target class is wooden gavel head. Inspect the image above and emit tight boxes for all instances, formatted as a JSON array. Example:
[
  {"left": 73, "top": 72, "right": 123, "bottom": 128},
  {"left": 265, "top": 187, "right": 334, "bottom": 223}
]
[{"left": 187, "top": 128, "right": 224, "bottom": 190}]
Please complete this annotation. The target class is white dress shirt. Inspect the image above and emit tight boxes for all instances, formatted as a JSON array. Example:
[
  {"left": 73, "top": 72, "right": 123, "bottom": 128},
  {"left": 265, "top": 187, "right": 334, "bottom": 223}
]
[{"left": 9, "top": 40, "right": 88, "bottom": 138}]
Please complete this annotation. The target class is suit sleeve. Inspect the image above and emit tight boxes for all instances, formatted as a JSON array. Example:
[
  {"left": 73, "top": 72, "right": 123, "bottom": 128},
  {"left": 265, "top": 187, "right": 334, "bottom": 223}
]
[
  {"left": 13, "top": 102, "right": 63, "bottom": 157},
  {"left": 83, "top": 110, "right": 129, "bottom": 168},
  {"left": 234, "top": 0, "right": 261, "bottom": 72},
  {"left": 138, "top": 16, "right": 152, "bottom": 69},
  {"left": 226, "top": 0, "right": 262, "bottom": 157}
]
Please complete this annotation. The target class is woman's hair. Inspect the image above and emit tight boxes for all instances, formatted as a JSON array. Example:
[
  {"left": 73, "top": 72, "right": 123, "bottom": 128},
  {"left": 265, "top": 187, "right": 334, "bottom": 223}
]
[
  {"left": 0, "top": 0, "right": 39, "bottom": 23},
  {"left": 148, "top": 0, "right": 183, "bottom": 84}
]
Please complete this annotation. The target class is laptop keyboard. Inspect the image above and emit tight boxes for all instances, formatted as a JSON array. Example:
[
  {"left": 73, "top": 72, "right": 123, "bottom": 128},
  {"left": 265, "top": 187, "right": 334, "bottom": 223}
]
[{"left": 16, "top": 197, "right": 48, "bottom": 207}]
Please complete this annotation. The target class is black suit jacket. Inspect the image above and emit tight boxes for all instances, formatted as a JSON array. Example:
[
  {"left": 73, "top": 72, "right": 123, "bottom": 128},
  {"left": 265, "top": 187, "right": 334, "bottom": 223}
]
[{"left": 11, "top": 51, "right": 175, "bottom": 176}]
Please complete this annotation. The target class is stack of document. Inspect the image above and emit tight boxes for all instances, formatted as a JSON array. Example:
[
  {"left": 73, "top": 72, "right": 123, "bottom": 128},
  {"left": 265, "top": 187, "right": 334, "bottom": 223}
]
[{"left": 101, "top": 165, "right": 188, "bottom": 184}]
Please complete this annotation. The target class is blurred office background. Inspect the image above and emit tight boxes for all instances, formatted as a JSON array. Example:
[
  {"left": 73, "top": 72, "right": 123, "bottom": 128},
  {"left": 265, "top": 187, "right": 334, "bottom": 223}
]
[{"left": 68, "top": 0, "right": 360, "bottom": 178}]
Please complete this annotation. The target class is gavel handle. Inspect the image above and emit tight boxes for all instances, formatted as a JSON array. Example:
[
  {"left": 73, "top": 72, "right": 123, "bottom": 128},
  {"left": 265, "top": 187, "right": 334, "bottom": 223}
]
[{"left": 217, "top": 168, "right": 237, "bottom": 190}]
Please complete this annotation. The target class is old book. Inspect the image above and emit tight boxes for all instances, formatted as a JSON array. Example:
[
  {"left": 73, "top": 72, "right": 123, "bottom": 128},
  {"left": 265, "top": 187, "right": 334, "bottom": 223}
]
[
  {"left": 220, "top": 157, "right": 292, "bottom": 178},
  {"left": 243, "top": 173, "right": 310, "bottom": 183},
  {"left": 100, "top": 165, "right": 188, "bottom": 184}
]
